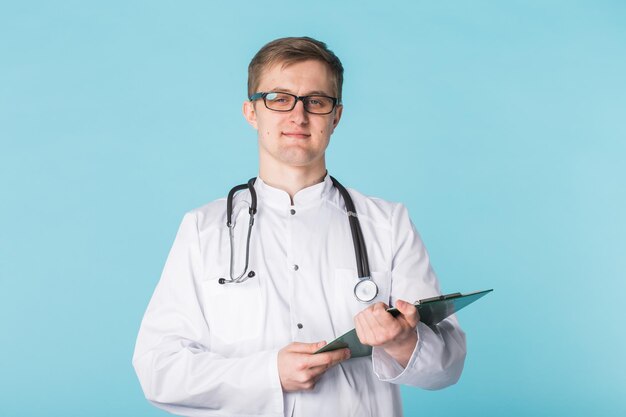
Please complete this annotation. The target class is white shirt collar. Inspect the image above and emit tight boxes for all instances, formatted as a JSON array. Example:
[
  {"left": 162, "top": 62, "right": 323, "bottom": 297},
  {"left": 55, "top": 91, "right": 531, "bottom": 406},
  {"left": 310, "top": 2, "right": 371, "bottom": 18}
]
[{"left": 254, "top": 173, "right": 334, "bottom": 209}]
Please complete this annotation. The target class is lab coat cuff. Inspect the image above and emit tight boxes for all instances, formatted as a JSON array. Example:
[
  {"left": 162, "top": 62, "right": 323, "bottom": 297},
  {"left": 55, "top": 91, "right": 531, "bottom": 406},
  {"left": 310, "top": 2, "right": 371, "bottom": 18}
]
[{"left": 372, "top": 323, "right": 423, "bottom": 383}]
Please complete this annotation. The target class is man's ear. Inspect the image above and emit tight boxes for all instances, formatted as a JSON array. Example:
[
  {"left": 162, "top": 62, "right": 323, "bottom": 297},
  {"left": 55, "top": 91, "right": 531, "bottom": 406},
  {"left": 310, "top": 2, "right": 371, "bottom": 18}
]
[
  {"left": 330, "top": 104, "right": 343, "bottom": 133},
  {"left": 242, "top": 101, "right": 258, "bottom": 129}
]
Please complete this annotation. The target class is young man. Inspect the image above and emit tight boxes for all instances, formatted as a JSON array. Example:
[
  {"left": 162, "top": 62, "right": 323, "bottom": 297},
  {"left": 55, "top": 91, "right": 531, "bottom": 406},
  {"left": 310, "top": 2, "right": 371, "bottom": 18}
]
[{"left": 133, "top": 37, "right": 466, "bottom": 417}]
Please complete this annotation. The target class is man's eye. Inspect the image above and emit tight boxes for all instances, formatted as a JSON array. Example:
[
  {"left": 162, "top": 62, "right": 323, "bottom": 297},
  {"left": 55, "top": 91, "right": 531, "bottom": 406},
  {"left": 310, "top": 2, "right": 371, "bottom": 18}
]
[{"left": 267, "top": 93, "right": 291, "bottom": 103}]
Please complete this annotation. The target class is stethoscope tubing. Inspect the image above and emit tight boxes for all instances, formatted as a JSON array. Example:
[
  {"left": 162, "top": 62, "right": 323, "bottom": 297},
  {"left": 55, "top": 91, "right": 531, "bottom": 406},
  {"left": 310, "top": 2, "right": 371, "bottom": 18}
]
[
  {"left": 329, "top": 176, "right": 371, "bottom": 280},
  {"left": 220, "top": 176, "right": 377, "bottom": 302},
  {"left": 225, "top": 178, "right": 257, "bottom": 283}
]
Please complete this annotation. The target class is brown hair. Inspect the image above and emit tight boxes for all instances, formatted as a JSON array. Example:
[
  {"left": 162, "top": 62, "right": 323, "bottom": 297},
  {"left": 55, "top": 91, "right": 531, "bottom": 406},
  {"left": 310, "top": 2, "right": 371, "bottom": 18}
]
[{"left": 247, "top": 36, "right": 344, "bottom": 103}]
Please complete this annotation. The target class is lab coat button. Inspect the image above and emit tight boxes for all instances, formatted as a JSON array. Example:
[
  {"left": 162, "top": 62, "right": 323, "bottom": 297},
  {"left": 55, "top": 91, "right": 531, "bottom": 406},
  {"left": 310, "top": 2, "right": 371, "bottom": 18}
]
[
  {"left": 297, "top": 323, "right": 303, "bottom": 329},
  {"left": 290, "top": 209, "right": 296, "bottom": 215},
  {"left": 293, "top": 264, "right": 299, "bottom": 271}
]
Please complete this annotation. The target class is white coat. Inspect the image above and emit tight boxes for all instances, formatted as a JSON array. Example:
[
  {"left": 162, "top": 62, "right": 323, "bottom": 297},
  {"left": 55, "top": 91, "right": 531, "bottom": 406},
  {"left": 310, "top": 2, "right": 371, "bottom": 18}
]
[{"left": 133, "top": 174, "right": 466, "bottom": 417}]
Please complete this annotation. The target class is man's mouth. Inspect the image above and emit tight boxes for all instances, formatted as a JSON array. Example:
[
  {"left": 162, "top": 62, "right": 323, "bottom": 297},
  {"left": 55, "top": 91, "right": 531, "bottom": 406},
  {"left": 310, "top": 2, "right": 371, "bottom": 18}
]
[{"left": 282, "top": 131, "right": 311, "bottom": 139}]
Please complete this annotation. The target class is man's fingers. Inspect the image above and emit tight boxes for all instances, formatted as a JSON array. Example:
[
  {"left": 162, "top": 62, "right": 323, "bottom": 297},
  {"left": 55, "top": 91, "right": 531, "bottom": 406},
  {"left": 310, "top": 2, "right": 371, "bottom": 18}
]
[
  {"left": 395, "top": 299, "right": 419, "bottom": 327},
  {"left": 326, "top": 348, "right": 351, "bottom": 366},
  {"left": 355, "top": 312, "right": 376, "bottom": 345},
  {"left": 308, "top": 348, "right": 351, "bottom": 374},
  {"left": 370, "top": 303, "right": 394, "bottom": 327},
  {"left": 278, "top": 340, "right": 352, "bottom": 392},
  {"left": 287, "top": 341, "right": 327, "bottom": 354},
  {"left": 305, "top": 347, "right": 350, "bottom": 369},
  {"left": 361, "top": 308, "right": 395, "bottom": 345}
]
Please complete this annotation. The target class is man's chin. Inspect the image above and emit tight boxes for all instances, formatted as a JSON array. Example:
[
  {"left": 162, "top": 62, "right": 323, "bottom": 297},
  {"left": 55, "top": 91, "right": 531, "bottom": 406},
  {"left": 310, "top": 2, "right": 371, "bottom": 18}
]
[
  {"left": 259, "top": 145, "right": 325, "bottom": 169},
  {"left": 275, "top": 149, "right": 320, "bottom": 167},
  {"left": 280, "top": 159, "right": 318, "bottom": 168}
]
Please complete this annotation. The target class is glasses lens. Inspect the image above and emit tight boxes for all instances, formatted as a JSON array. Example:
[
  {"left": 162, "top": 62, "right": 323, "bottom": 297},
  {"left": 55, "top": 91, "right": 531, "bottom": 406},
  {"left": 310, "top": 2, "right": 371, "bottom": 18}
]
[
  {"left": 264, "top": 92, "right": 296, "bottom": 111},
  {"left": 262, "top": 92, "right": 336, "bottom": 114},
  {"left": 304, "top": 96, "right": 335, "bottom": 114}
]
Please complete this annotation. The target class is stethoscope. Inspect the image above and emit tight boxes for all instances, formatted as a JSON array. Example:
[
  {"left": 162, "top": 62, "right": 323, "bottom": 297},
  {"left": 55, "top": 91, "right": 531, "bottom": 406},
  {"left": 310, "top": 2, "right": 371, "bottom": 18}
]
[{"left": 218, "top": 176, "right": 379, "bottom": 303}]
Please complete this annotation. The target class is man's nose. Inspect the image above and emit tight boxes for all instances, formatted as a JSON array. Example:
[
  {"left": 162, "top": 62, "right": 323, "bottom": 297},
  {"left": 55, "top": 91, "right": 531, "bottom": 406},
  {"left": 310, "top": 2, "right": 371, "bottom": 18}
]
[{"left": 289, "top": 99, "right": 309, "bottom": 124}]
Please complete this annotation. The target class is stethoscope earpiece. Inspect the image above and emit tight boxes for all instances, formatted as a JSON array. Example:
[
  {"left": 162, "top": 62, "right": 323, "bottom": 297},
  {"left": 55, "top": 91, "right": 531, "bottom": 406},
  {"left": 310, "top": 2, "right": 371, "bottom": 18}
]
[{"left": 219, "top": 270, "right": 255, "bottom": 285}]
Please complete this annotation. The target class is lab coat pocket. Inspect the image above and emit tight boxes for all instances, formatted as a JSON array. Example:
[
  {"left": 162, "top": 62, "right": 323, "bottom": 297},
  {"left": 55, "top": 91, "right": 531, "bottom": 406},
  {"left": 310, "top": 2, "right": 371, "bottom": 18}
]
[
  {"left": 333, "top": 268, "right": 391, "bottom": 334},
  {"left": 203, "top": 277, "right": 262, "bottom": 343}
]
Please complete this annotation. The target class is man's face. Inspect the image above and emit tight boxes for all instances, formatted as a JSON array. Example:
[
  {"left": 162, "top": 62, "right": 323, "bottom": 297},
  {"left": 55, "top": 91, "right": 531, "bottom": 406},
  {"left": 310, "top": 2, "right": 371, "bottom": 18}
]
[{"left": 243, "top": 60, "right": 343, "bottom": 171}]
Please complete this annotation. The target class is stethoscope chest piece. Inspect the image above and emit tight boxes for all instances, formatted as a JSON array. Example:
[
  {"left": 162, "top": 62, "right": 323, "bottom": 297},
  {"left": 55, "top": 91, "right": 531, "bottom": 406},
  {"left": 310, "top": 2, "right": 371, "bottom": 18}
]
[{"left": 354, "top": 278, "right": 378, "bottom": 303}]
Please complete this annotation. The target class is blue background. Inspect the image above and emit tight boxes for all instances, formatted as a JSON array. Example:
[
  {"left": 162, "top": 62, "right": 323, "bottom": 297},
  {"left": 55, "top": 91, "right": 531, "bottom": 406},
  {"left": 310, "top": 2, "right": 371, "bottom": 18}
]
[{"left": 2, "top": 1, "right": 625, "bottom": 416}]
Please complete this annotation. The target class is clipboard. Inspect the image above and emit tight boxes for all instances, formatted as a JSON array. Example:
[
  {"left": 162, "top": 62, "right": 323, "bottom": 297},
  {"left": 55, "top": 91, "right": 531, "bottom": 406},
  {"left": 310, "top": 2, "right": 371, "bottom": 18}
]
[{"left": 315, "top": 289, "right": 493, "bottom": 358}]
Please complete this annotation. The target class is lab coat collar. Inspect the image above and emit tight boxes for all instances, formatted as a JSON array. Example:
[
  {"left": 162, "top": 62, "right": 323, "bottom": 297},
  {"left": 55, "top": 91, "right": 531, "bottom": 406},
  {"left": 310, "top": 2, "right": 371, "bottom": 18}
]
[{"left": 254, "top": 173, "right": 334, "bottom": 209}]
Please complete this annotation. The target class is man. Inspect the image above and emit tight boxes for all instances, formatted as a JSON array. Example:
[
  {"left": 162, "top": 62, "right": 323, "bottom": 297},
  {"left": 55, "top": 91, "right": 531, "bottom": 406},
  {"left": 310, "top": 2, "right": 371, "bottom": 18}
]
[{"left": 133, "top": 36, "right": 466, "bottom": 417}]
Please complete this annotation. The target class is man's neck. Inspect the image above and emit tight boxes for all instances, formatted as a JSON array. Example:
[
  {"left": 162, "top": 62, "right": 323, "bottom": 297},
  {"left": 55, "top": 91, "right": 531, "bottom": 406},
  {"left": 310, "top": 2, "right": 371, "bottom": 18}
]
[{"left": 259, "top": 165, "right": 327, "bottom": 203}]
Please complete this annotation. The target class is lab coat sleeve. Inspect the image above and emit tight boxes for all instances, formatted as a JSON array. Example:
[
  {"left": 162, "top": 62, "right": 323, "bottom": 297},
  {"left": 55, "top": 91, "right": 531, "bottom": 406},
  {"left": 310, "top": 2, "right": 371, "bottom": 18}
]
[
  {"left": 371, "top": 203, "right": 467, "bottom": 390},
  {"left": 132, "top": 212, "right": 284, "bottom": 417}
]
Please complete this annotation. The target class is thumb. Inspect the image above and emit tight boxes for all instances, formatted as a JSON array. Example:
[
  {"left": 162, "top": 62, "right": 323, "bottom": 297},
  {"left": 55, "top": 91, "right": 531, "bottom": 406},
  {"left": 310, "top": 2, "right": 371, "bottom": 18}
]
[{"left": 396, "top": 299, "right": 419, "bottom": 327}]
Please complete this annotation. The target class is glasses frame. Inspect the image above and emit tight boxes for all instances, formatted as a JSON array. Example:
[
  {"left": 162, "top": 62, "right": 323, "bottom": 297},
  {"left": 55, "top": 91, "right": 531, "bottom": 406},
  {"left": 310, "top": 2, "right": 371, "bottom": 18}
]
[{"left": 249, "top": 92, "right": 339, "bottom": 115}]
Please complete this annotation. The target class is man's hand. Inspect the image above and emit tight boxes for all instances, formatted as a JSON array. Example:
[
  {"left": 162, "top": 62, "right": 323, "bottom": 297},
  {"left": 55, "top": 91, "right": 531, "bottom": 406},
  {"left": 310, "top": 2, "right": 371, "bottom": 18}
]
[
  {"left": 277, "top": 341, "right": 351, "bottom": 392},
  {"left": 354, "top": 299, "right": 420, "bottom": 368}
]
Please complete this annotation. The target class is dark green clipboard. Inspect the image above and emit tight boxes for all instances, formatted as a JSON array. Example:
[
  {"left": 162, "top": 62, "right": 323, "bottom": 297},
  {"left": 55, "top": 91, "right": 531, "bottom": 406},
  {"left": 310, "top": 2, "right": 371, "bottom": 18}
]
[{"left": 315, "top": 289, "right": 493, "bottom": 357}]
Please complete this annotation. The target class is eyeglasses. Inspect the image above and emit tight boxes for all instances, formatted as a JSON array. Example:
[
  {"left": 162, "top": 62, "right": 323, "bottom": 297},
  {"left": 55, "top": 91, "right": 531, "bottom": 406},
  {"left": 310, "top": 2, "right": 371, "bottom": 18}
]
[{"left": 249, "top": 92, "right": 339, "bottom": 115}]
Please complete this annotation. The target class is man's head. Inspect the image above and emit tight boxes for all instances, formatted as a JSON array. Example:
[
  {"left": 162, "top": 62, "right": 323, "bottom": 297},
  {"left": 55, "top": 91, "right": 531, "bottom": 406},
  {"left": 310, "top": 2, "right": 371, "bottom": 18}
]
[
  {"left": 247, "top": 36, "right": 344, "bottom": 103},
  {"left": 243, "top": 37, "right": 344, "bottom": 175}
]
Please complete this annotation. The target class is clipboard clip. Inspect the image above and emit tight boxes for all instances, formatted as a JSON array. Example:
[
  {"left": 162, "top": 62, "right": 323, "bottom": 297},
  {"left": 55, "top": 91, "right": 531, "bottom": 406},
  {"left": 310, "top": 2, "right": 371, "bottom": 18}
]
[{"left": 417, "top": 292, "right": 462, "bottom": 304}]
